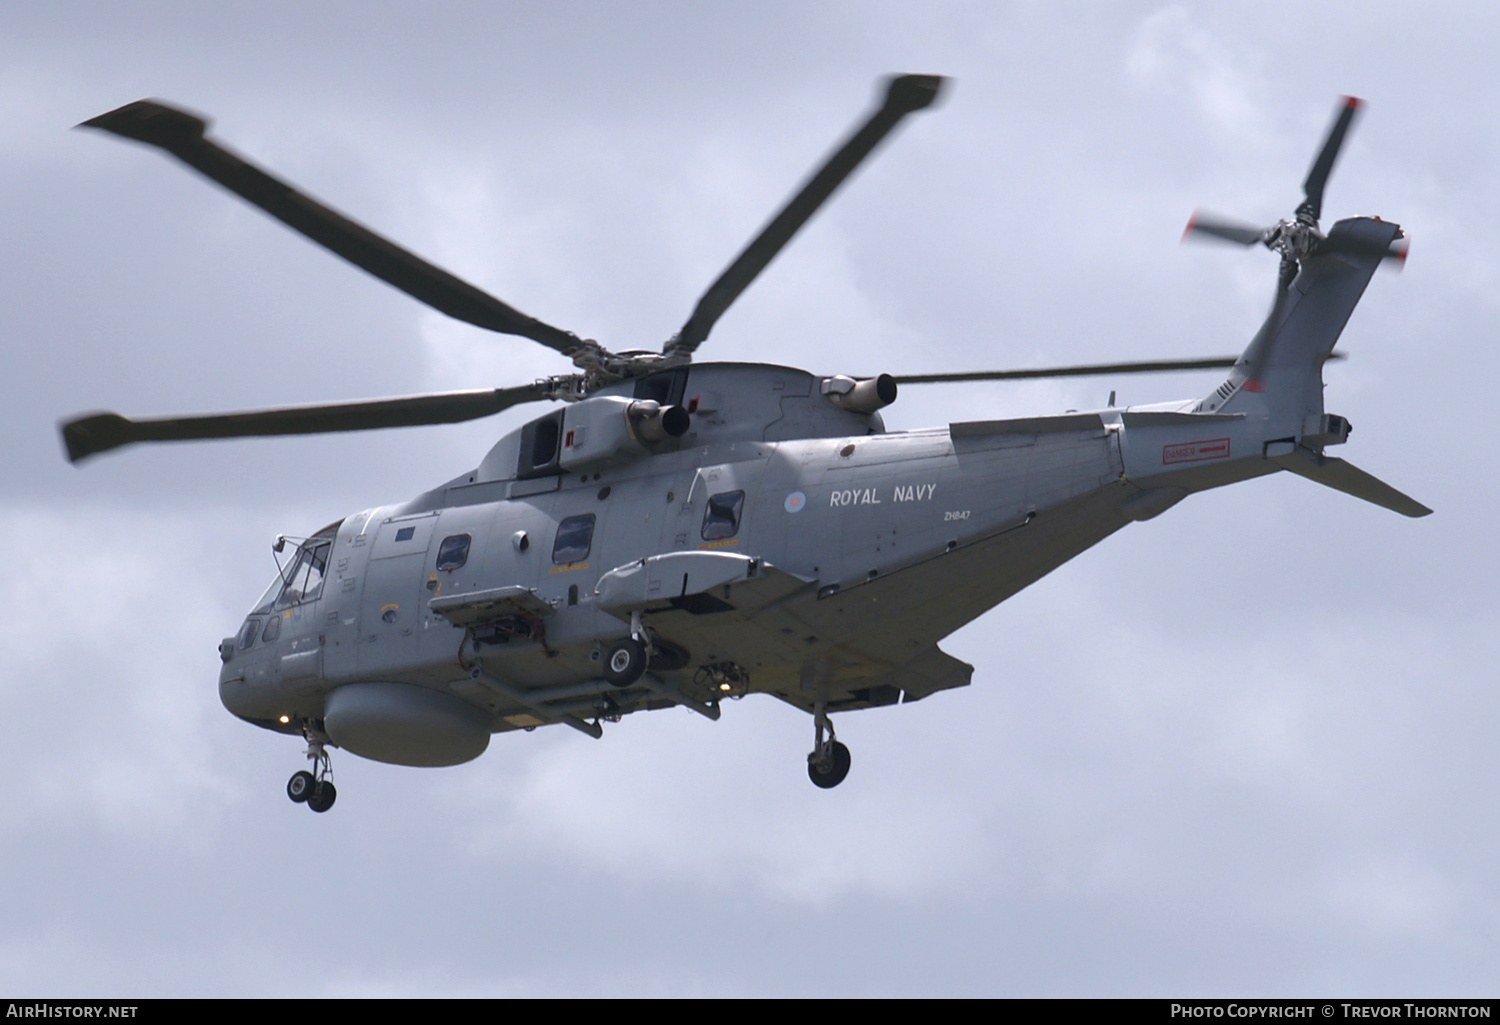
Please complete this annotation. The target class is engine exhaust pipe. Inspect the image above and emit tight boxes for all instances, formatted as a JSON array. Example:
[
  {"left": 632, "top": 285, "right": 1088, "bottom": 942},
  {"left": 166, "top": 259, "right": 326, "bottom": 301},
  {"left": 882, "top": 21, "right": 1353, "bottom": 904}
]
[
  {"left": 822, "top": 374, "right": 897, "bottom": 414},
  {"left": 628, "top": 400, "right": 691, "bottom": 442}
]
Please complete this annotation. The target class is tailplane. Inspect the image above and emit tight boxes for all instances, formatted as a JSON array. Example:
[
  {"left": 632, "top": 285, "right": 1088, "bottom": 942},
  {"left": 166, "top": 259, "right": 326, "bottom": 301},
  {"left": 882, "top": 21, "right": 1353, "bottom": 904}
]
[{"left": 1267, "top": 441, "right": 1431, "bottom": 518}]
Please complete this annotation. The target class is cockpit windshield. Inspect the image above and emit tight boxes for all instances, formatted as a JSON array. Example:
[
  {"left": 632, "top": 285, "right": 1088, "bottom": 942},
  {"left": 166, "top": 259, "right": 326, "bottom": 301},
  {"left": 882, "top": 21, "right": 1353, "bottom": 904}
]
[{"left": 252, "top": 537, "right": 333, "bottom": 614}]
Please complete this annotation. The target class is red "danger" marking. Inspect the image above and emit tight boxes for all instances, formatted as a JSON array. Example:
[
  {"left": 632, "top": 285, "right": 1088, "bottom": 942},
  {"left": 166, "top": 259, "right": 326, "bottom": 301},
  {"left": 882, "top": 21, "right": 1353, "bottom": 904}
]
[{"left": 1163, "top": 438, "right": 1231, "bottom": 464}]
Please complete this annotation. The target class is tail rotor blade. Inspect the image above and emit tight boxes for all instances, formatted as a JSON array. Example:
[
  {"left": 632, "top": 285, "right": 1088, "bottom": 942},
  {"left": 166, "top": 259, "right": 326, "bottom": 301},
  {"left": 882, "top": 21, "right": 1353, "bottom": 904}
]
[
  {"left": 1183, "top": 211, "right": 1268, "bottom": 246},
  {"left": 1301, "top": 96, "right": 1362, "bottom": 222}
]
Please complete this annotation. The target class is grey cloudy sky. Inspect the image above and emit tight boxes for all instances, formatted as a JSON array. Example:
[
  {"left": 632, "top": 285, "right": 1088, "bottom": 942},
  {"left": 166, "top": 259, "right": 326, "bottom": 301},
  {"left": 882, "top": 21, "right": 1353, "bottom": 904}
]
[{"left": 2, "top": 1, "right": 1497, "bottom": 997}]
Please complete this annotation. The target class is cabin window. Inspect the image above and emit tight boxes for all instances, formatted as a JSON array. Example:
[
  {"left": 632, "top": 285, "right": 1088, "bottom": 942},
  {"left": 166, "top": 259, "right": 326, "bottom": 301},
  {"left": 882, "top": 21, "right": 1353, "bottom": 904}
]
[
  {"left": 261, "top": 615, "right": 282, "bottom": 643},
  {"left": 238, "top": 618, "right": 261, "bottom": 651},
  {"left": 436, "top": 534, "right": 471, "bottom": 572},
  {"left": 552, "top": 513, "right": 596, "bottom": 565},
  {"left": 701, "top": 490, "right": 745, "bottom": 541}
]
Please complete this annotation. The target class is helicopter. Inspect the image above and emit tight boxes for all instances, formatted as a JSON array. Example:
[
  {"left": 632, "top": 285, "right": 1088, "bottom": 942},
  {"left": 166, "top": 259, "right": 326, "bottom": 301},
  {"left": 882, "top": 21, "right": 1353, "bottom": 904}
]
[{"left": 61, "top": 77, "right": 1425, "bottom": 812}]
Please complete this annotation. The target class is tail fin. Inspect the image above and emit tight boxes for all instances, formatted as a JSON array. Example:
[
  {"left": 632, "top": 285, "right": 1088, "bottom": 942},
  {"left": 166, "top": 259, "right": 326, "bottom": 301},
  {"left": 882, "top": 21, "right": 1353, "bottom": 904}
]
[
  {"left": 1202, "top": 216, "right": 1403, "bottom": 430},
  {"left": 1200, "top": 217, "right": 1429, "bottom": 517}
]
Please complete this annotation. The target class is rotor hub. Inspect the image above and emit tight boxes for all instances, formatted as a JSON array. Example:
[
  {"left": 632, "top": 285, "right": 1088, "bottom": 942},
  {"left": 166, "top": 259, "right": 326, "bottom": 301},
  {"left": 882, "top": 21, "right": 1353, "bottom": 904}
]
[{"left": 1265, "top": 218, "right": 1323, "bottom": 264}]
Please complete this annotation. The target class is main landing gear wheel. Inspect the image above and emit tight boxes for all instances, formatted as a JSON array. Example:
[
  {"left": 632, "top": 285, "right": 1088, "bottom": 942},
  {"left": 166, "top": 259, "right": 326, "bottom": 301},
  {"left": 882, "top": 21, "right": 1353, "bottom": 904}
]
[
  {"left": 286, "top": 770, "right": 315, "bottom": 803},
  {"left": 807, "top": 740, "right": 851, "bottom": 789},
  {"left": 307, "top": 781, "right": 337, "bottom": 813},
  {"left": 605, "top": 636, "right": 648, "bottom": 687},
  {"left": 806, "top": 701, "right": 851, "bottom": 789}
]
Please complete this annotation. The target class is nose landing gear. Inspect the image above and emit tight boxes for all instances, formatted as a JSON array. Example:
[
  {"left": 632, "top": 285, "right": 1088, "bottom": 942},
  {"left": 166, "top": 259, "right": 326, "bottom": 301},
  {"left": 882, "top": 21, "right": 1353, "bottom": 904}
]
[
  {"left": 806, "top": 702, "right": 851, "bottom": 789},
  {"left": 287, "top": 727, "right": 337, "bottom": 813},
  {"left": 286, "top": 770, "right": 316, "bottom": 802}
]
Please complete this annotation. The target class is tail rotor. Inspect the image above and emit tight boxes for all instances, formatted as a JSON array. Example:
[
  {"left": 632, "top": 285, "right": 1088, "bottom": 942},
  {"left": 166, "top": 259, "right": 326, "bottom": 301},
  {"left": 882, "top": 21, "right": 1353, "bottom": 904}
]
[{"left": 1183, "top": 96, "right": 1404, "bottom": 274}]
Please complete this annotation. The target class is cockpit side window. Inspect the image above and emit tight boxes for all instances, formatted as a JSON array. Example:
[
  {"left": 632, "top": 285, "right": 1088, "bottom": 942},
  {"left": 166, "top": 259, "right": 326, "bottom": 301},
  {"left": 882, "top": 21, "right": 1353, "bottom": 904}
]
[
  {"left": 552, "top": 514, "right": 596, "bottom": 565},
  {"left": 701, "top": 490, "right": 745, "bottom": 541},
  {"left": 251, "top": 522, "right": 342, "bottom": 615},
  {"left": 276, "top": 541, "right": 331, "bottom": 607}
]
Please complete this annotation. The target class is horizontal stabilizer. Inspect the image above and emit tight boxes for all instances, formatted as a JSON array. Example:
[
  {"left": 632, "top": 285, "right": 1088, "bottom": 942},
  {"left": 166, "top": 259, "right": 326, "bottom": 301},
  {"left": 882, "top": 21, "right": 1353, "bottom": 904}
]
[{"left": 1270, "top": 445, "right": 1431, "bottom": 518}]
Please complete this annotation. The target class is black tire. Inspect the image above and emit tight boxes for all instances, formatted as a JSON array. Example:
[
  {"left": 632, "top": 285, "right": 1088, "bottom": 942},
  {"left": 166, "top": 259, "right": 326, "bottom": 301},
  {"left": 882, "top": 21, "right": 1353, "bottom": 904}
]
[
  {"left": 604, "top": 637, "right": 648, "bottom": 687},
  {"left": 307, "top": 780, "right": 337, "bottom": 813},
  {"left": 807, "top": 740, "right": 851, "bottom": 789},
  {"left": 286, "top": 770, "right": 315, "bottom": 803}
]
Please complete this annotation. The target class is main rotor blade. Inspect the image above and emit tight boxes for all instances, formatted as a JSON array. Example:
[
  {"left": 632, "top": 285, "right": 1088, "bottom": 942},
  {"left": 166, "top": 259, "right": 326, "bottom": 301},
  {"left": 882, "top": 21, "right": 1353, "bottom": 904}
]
[
  {"left": 80, "top": 100, "right": 589, "bottom": 360},
  {"left": 1301, "top": 96, "right": 1362, "bottom": 222},
  {"left": 1183, "top": 211, "right": 1267, "bottom": 246},
  {"left": 666, "top": 74, "right": 945, "bottom": 359},
  {"left": 61, "top": 383, "right": 551, "bottom": 464},
  {"left": 893, "top": 357, "right": 1244, "bottom": 385}
]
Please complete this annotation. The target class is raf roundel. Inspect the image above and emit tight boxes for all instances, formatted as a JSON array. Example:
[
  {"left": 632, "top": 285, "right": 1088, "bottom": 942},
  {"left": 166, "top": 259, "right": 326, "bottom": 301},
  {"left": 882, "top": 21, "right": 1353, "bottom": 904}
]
[{"left": 784, "top": 491, "right": 807, "bottom": 513}]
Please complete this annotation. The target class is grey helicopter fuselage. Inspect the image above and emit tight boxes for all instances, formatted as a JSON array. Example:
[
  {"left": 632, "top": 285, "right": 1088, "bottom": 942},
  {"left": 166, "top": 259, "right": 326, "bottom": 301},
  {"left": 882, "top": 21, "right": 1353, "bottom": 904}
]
[
  {"left": 217, "top": 213, "right": 1422, "bottom": 776},
  {"left": 213, "top": 358, "right": 1231, "bottom": 768}
]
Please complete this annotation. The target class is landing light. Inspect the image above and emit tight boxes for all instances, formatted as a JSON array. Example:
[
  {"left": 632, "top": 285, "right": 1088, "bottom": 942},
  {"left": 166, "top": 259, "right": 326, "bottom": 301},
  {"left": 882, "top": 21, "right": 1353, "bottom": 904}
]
[{"left": 279, "top": 715, "right": 291, "bottom": 724}]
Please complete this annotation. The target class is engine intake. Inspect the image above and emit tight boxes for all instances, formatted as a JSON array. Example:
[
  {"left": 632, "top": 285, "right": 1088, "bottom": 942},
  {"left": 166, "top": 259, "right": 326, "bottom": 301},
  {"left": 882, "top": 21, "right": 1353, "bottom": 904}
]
[{"left": 558, "top": 396, "right": 690, "bottom": 471}]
